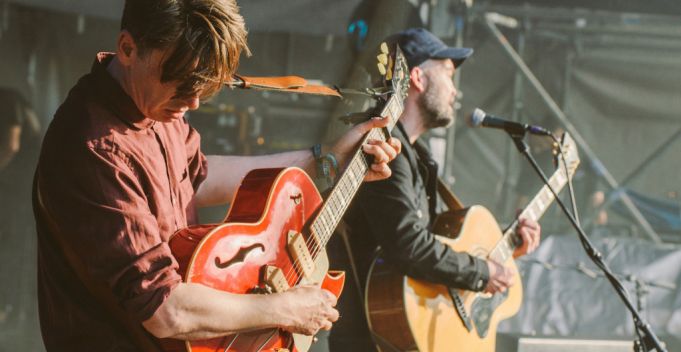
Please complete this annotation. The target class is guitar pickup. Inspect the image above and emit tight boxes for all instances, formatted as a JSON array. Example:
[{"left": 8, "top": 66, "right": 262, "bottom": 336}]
[
  {"left": 287, "top": 230, "right": 315, "bottom": 280},
  {"left": 264, "top": 265, "right": 290, "bottom": 293}
]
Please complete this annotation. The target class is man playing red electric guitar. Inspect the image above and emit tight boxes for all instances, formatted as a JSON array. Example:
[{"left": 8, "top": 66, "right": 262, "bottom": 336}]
[{"left": 32, "top": 1, "right": 401, "bottom": 351}]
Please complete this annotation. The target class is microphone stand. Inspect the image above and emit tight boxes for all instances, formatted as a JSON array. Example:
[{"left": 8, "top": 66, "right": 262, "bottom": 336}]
[{"left": 508, "top": 132, "right": 668, "bottom": 352}]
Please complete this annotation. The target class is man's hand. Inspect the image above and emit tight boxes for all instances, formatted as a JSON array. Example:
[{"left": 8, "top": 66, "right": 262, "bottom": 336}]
[
  {"left": 513, "top": 218, "right": 541, "bottom": 257},
  {"left": 330, "top": 117, "right": 402, "bottom": 182},
  {"left": 277, "top": 286, "right": 339, "bottom": 336},
  {"left": 484, "top": 259, "right": 515, "bottom": 294}
]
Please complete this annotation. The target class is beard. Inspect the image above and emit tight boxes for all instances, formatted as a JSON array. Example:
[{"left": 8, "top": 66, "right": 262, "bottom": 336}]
[{"left": 418, "top": 73, "right": 455, "bottom": 129}]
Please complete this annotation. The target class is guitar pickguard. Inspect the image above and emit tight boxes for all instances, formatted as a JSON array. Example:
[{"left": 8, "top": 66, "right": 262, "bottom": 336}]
[
  {"left": 470, "top": 290, "right": 509, "bottom": 338},
  {"left": 448, "top": 287, "right": 473, "bottom": 332}
]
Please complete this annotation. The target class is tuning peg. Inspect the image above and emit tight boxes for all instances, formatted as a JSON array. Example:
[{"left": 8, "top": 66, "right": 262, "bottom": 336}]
[
  {"left": 377, "top": 62, "right": 387, "bottom": 76},
  {"left": 380, "top": 42, "right": 389, "bottom": 54},
  {"left": 377, "top": 53, "right": 388, "bottom": 66}
]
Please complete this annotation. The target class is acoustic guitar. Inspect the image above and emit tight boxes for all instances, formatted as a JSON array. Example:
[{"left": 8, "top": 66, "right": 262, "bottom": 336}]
[
  {"left": 161, "top": 43, "right": 410, "bottom": 352},
  {"left": 365, "top": 133, "right": 580, "bottom": 352}
]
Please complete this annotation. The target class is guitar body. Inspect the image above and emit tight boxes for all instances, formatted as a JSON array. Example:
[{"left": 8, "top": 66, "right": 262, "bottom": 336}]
[
  {"left": 366, "top": 205, "right": 522, "bottom": 352},
  {"left": 163, "top": 167, "right": 345, "bottom": 352}
]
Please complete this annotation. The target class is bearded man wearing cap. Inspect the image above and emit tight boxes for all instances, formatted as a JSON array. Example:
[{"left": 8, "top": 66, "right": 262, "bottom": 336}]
[{"left": 327, "top": 28, "right": 542, "bottom": 351}]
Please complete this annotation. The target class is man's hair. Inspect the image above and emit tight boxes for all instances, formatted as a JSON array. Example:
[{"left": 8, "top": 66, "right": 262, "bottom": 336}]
[{"left": 121, "top": 0, "right": 251, "bottom": 99}]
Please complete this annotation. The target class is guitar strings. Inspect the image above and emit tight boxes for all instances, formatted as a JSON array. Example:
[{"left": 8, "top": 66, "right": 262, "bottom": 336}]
[
  {"left": 283, "top": 136, "right": 375, "bottom": 286},
  {"left": 279, "top": 93, "right": 401, "bottom": 286},
  {"left": 282, "top": 102, "right": 399, "bottom": 286},
  {"left": 281, "top": 128, "right": 382, "bottom": 287}
]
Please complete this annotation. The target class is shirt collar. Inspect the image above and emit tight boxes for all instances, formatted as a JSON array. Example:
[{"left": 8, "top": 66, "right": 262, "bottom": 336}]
[
  {"left": 395, "top": 121, "right": 436, "bottom": 165},
  {"left": 91, "top": 52, "right": 155, "bottom": 130}
]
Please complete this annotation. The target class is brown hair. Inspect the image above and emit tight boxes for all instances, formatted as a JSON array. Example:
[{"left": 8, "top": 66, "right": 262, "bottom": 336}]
[{"left": 121, "top": 0, "right": 251, "bottom": 99}]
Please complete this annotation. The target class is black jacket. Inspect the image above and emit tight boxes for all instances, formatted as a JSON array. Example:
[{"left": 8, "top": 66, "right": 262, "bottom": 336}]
[{"left": 338, "top": 121, "right": 489, "bottom": 292}]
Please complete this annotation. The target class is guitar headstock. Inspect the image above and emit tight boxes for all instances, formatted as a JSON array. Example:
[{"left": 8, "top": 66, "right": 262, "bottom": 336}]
[
  {"left": 554, "top": 132, "right": 580, "bottom": 177},
  {"left": 375, "top": 42, "right": 409, "bottom": 104}
]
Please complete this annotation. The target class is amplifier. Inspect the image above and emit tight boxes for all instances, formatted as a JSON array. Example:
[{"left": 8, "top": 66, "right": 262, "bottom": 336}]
[{"left": 496, "top": 334, "right": 634, "bottom": 352}]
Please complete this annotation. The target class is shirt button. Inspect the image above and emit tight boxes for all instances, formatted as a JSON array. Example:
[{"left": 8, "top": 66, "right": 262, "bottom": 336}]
[{"left": 416, "top": 210, "right": 423, "bottom": 218}]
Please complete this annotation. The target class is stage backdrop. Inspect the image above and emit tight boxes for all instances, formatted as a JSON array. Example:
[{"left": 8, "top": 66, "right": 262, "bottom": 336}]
[
  {"left": 450, "top": 16, "right": 681, "bottom": 239},
  {"left": 6, "top": 0, "right": 364, "bottom": 35}
]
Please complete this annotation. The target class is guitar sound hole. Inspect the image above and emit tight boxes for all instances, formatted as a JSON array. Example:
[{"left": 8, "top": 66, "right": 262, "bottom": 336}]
[{"left": 214, "top": 243, "right": 266, "bottom": 269}]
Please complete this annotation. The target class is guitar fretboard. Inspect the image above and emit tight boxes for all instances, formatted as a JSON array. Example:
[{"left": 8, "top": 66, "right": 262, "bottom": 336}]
[
  {"left": 310, "top": 95, "right": 404, "bottom": 250},
  {"left": 489, "top": 155, "right": 577, "bottom": 263}
]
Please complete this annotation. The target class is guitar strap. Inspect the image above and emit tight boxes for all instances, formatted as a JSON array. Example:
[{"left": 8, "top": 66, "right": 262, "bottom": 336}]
[
  {"left": 229, "top": 74, "right": 342, "bottom": 97},
  {"left": 35, "top": 171, "right": 162, "bottom": 352},
  {"left": 335, "top": 221, "right": 364, "bottom": 303},
  {"left": 436, "top": 176, "right": 464, "bottom": 211}
]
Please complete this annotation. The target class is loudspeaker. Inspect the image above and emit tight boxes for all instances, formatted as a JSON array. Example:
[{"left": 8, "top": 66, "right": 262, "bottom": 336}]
[{"left": 496, "top": 334, "right": 634, "bottom": 352}]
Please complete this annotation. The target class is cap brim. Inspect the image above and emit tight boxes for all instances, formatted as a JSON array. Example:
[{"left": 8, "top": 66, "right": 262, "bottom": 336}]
[{"left": 432, "top": 47, "right": 473, "bottom": 67}]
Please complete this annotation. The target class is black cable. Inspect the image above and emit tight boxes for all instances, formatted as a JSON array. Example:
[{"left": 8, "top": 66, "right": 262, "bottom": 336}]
[
  {"left": 549, "top": 133, "right": 633, "bottom": 294},
  {"left": 551, "top": 133, "right": 580, "bottom": 226}
]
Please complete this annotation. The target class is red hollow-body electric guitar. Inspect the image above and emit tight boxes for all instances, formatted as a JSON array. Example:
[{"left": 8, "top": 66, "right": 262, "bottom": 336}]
[{"left": 161, "top": 44, "right": 410, "bottom": 352}]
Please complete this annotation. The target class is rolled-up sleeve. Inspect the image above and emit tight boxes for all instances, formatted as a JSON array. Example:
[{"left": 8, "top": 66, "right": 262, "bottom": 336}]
[
  {"left": 355, "top": 154, "right": 489, "bottom": 292},
  {"left": 43, "top": 143, "right": 181, "bottom": 322}
]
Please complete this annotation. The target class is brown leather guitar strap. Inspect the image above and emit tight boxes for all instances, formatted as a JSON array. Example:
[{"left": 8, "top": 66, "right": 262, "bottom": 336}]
[
  {"left": 35, "top": 172, "right": 161, "bottom": 352},
  {"left": 229, "top": 74, "right": 342, "bottom": 97},
  {"left": 437, "top": 176, "right": 464, "bottom": 211}
]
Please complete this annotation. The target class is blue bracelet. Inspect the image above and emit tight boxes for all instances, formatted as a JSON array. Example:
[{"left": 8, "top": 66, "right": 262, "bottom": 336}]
[
  {"left": 311, "top": 143, "right": 323, "bottom": 159},
  {"left": 322, "top": 152, "right": 339, "bottom": 180},
  {"left": 310, "top": 144, "right": 338, "bottom": 188}
]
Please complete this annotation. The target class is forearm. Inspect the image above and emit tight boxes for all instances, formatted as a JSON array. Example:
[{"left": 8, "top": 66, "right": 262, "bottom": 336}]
[
  {"left": 382, "top": 228, "right": 488, "bottom": 291},
  {"left": 194, "top": 151, "right": 315, "bottom": 207},
  {"left": 412, "top": 243, "right": 489, "bottom": 291},
  {"left": 143, "top": 282, "right": 291, "bottom": 340}
]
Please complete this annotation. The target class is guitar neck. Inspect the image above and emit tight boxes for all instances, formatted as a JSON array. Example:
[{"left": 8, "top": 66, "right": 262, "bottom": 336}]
[
  {"left": 490, "top": 162, "right": 573, "bottom": 263},
  {"left": 310, "top": 96, "right": 403, "bottom": 249}
]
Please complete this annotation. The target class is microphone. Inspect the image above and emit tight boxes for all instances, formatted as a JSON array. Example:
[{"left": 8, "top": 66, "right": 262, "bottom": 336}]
[{"left": 467, "top": 108, "right": 553, "bottom": 136}]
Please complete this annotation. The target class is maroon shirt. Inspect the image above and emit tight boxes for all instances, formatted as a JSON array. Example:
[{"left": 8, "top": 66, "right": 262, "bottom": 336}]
[{"left": 34, "top": 53, "right": 207, "bottom": 351}]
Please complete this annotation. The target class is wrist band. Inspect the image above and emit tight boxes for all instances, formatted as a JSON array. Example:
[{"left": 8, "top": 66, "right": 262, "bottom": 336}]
[
  {"left": 311, "top": 143, "right": 323, "bottom": 159},
  {"left": 322, "top": 152, "right": 338, "bottom": 179},
  {"left": 310, "top": 143, "right": 338, "bottom": 189}
]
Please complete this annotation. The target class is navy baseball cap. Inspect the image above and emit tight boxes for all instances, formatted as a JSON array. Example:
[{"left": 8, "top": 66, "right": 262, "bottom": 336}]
[{"left": 388, "top": 28, "right": 473, "bottom": 69}]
